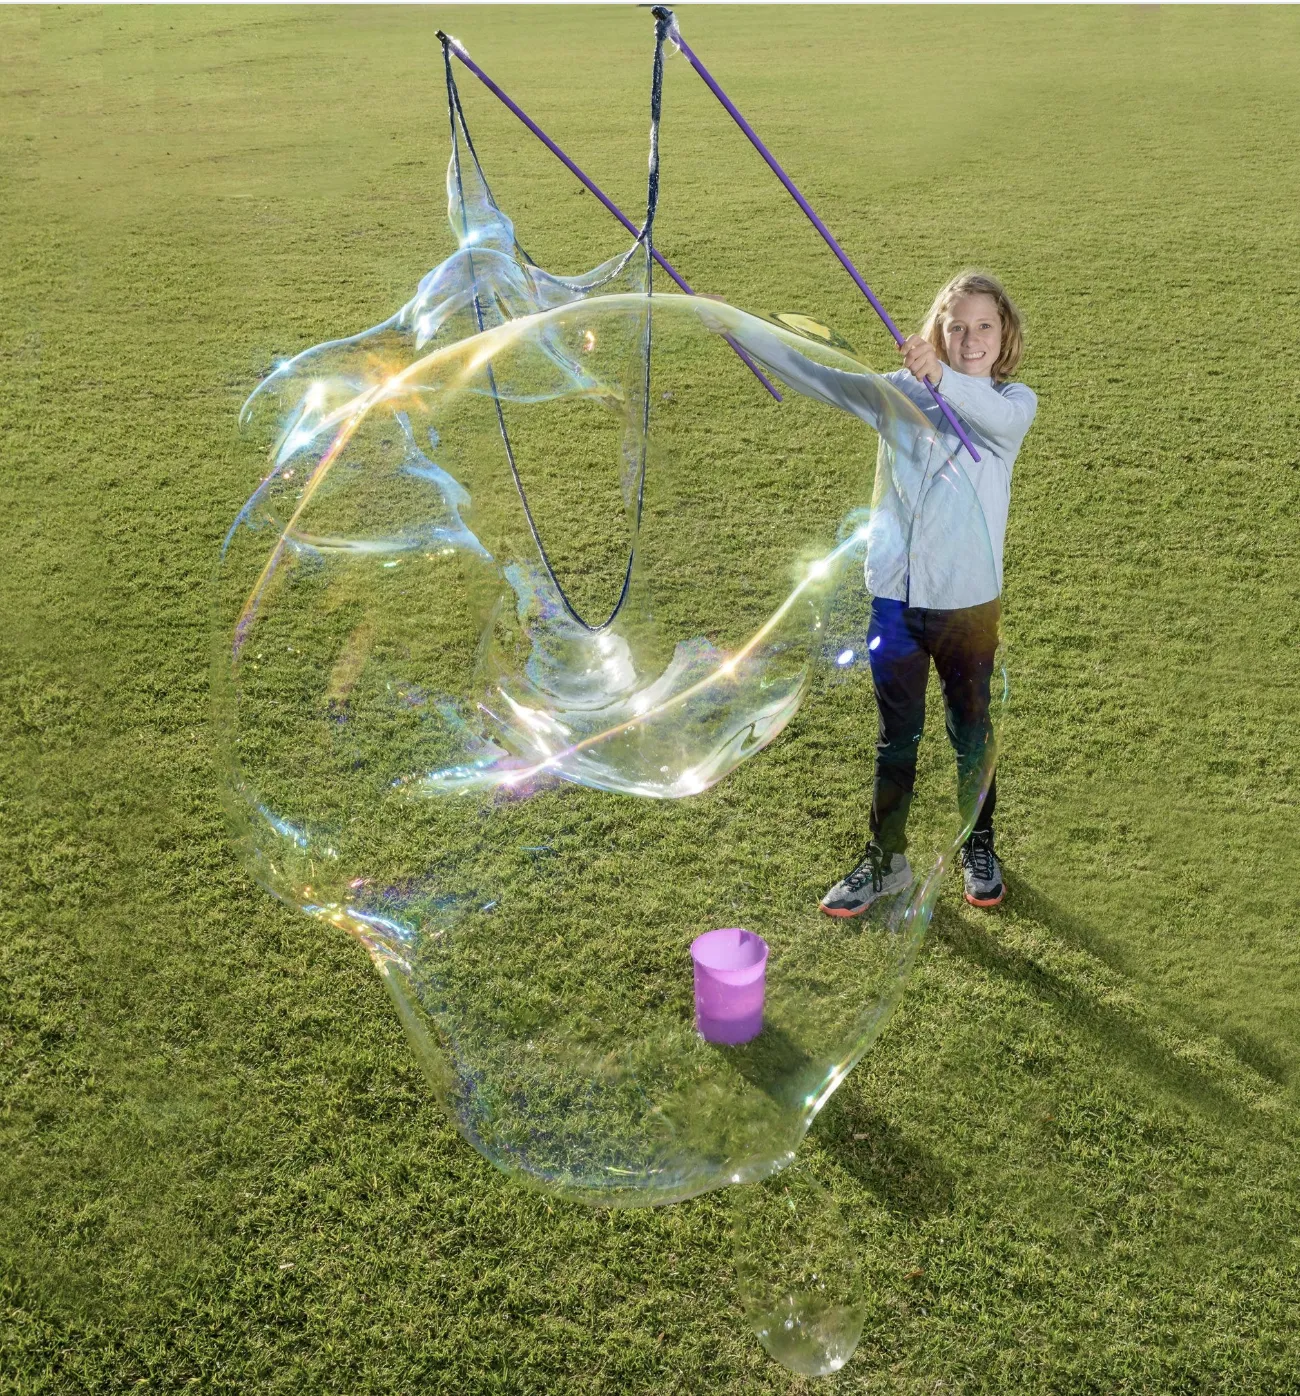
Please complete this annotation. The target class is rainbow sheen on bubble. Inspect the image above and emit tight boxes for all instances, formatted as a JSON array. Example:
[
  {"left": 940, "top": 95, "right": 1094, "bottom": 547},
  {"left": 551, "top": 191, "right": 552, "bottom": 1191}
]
[{"left": 214, "top": 109, "right": 1001, "bottom": 1206}]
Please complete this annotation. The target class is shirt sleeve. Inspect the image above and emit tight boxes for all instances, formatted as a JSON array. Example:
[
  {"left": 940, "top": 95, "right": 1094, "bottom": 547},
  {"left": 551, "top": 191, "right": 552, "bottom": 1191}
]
[
  {"left": 723, "top": 322, "right": 897, "bottom": 432},
  {"left": 934, "top": 370, "right": 1038, "bottom": 455}
]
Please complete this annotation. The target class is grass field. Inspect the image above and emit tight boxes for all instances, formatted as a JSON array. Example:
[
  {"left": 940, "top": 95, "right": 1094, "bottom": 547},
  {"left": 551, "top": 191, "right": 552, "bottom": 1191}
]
[{"left": 5, "top": 4, "right": 1300, "bottom": 1392}]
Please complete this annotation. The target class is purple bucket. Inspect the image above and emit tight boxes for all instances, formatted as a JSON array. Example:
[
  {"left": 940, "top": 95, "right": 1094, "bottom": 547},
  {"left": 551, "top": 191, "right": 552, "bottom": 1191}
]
[{"left": 691, "top": 927, "right": 769, "bottom": 1045}]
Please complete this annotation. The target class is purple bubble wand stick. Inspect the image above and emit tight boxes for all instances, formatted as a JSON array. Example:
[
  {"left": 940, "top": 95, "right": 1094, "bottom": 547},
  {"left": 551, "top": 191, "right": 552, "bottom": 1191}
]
[
  {"left": 653, "top": 7, "right": 982, "bottom": 464},
  {"left": 437, "top": 31, "right": 782, "bottom": 403}
]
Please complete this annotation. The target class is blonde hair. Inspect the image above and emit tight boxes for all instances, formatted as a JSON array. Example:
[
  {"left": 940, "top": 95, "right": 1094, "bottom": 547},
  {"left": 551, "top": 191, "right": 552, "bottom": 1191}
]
[{"left": 920, "top": 270, "right": 1024, "bottom": 383}]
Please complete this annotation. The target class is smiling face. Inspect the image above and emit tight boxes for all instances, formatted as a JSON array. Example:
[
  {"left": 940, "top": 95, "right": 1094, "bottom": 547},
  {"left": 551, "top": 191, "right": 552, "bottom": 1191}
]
[{"left": 941, "top": 292, "right": 1002, "bottom": 378}]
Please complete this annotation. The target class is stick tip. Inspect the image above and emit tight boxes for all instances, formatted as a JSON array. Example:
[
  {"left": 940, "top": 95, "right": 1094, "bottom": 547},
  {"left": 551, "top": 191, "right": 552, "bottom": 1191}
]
[{"left": 650, "top": 6, "right": 681, "bottom": 46}]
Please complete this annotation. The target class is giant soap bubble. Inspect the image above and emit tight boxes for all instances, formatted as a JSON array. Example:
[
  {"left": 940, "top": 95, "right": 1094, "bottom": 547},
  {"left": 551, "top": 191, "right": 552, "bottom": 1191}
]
[{"left": 215, "top": 65, "right": 1001, "bottom": 1207}]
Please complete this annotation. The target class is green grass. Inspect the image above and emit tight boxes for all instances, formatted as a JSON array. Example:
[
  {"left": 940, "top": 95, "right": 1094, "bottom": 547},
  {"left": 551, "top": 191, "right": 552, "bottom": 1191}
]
[{"left": 5, "top": 4, "right": 1300, "bottom": 1391}]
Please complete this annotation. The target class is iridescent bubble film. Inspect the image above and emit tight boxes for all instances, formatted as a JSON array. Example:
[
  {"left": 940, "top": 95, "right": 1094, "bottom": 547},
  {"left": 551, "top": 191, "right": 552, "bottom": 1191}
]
[
  {"left": 734, "top": 1156, "right": 867, "bottom": 1376},
  {"left": 215, "top": 85, "right": 1001, "bottom": 1206}
]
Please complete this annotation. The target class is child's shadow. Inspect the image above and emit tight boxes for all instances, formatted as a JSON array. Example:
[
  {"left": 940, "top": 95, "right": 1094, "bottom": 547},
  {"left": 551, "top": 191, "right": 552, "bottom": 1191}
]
[
  {"left": 934, "top": 879, "right": 1282, "bottom": 1120},
  {"left": 1006, "top": 876, "right": 1291, "bottom": 1090}
]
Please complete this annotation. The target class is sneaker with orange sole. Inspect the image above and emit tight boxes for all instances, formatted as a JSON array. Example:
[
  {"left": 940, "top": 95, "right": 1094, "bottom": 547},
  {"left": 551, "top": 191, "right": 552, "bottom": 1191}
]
[
  {"left": 961, "top": 829, "right": 1004, "bottom": 907},
  {"left": 820, "top": 841, "right": 913, "bottom": 918}
]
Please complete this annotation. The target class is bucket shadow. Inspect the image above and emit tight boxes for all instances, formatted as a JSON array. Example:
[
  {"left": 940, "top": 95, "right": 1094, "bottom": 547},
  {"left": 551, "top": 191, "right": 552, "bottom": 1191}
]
[
  {"left": 727, "top": 1021, "right": 819, "bottom": 1112},
  {"left": 720, "top": 1022, "right": 954, "bottom": 1219}
]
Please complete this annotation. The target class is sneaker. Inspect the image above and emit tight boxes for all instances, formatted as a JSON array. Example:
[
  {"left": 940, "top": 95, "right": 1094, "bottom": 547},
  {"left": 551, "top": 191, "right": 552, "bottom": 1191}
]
[
  {"left": 820, "top": 841, "right": 913, "bottom": 919},
  {"left": 961, "top": 829, "right": 1004, "bottom": 907}
]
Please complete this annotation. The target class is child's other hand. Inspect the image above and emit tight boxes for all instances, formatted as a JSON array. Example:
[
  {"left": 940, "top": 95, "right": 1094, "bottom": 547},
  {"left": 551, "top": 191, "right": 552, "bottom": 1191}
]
[{"left": 899, "top": 334, "right": 943, "bottom": 385}]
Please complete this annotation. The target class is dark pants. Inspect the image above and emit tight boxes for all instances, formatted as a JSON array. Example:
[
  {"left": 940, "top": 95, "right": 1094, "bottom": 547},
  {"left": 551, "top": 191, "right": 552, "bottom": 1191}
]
[{"left": 867, "top": 597, "right": 1000, "bottom": 856}]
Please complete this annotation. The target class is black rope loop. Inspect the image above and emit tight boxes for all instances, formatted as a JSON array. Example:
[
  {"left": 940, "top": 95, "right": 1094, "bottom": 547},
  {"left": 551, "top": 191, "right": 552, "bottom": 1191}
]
[{"left": 436, "top": 21, "right": 671, "bottom": 633}]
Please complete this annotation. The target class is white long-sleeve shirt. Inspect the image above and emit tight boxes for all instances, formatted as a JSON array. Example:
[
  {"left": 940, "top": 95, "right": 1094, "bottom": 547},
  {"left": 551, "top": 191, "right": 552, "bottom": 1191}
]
[{"left": 731, "top": 326, "right": 1038, "bottom": 609}]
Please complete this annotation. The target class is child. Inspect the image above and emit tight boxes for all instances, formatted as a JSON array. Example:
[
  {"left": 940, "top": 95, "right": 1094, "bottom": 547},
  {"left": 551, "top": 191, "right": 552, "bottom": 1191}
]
[{"left": 727, "top": 271, "right": 1037, "bottom": 913}]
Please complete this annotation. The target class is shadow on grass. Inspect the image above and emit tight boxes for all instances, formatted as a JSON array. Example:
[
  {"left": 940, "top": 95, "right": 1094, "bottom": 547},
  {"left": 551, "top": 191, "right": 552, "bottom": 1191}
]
[
  {"left": 726, "top": 1024, "right": 955, "bottom": 1218},
  {"left": 817, "top": 1100, "right": 956, "bottom": 1220},
  {"left": 728, "top": 1022, "right": 819, "bottom": 1119},
  {"left": 933, "top": 884, "right": 1264, "bottom": 1127},
  {"left": 1009, "top": 876, "right": 1293, "bottom": 1091}
]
